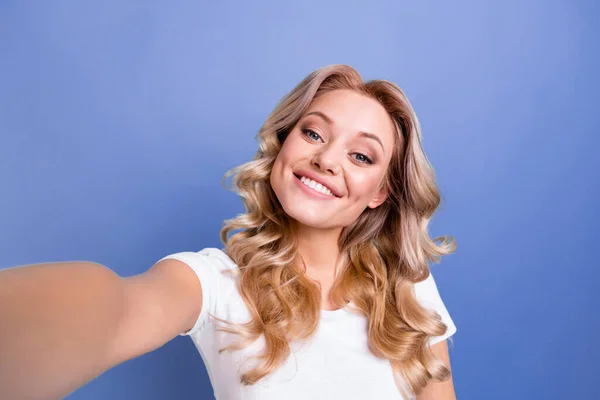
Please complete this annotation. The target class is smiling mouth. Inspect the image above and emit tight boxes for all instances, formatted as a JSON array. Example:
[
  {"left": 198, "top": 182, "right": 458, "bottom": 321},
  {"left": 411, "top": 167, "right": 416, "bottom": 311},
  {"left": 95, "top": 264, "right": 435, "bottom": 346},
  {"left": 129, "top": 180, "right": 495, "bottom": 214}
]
[{"left": 293, "top": 173, "right": 340, "bottom": 198}]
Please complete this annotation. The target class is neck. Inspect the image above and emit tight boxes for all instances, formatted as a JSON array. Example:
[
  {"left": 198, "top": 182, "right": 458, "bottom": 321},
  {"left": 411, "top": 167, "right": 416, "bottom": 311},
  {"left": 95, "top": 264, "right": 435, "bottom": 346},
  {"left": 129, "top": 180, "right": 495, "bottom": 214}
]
[
  {"left": 295, "top": 224, "right": 342, "bottom": 271},
  {"left": 294, "top": 223, "right": 348, "bottom": 311},
  {"left": 294, "top": 224, "right": 348, "bottom": 310}
]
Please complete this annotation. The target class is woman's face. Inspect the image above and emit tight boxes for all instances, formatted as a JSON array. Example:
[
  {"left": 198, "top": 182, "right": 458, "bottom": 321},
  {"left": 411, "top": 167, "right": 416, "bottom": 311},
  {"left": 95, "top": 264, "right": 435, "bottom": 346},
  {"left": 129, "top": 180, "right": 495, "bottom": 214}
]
[{"left": 270, "top": 89, "right": 397, "bottom": 229}]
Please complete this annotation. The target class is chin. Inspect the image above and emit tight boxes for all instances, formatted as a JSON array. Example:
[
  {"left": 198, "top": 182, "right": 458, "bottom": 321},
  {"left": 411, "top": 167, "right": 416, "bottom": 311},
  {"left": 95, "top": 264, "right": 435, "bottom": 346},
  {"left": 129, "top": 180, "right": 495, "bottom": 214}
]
[
  {"left": 280, "top": 203, "right": 331, "bottom": 229},
  {"left": 291, "top": 210, "right": 348, "bottom": 231}
]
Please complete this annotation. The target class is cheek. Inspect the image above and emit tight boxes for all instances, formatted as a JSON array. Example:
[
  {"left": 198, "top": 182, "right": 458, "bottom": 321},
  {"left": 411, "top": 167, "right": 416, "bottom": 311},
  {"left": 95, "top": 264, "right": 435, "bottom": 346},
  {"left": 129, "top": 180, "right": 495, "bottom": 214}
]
[
  {"left": 273, "top": 135, "right": 307, "bottom": 174},
  {"left": 270, "top": 145, "right": 294, "bottom": 193},
  {"left": 279, "top": 134, "right": 303, "bottom": 158},
  {"left": 347, "top": 172, "right": 385, "bottom": 200},
  {"left": 270, "top": 156, "right": 284, "bottom": 190}
]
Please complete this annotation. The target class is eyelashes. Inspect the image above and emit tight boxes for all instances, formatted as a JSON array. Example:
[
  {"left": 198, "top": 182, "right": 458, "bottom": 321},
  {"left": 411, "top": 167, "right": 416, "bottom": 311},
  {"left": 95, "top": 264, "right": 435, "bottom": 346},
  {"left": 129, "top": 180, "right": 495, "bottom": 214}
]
[
  {"left": 353, "top": 153, "right": 374, "bottom": 164},
  {"left": 302, "top": 128, "right": 321, "bottom": 142},
  {"left": 300, "top": 128, "right": 375, "bottom": 165}
]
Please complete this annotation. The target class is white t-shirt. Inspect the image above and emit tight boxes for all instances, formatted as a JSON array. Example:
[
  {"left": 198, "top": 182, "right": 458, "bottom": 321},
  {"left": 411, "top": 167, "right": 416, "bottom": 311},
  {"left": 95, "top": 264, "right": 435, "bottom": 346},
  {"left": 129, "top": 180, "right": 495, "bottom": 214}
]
[{"left": 159, "top": 247, "right": 457, "bottom": 400}]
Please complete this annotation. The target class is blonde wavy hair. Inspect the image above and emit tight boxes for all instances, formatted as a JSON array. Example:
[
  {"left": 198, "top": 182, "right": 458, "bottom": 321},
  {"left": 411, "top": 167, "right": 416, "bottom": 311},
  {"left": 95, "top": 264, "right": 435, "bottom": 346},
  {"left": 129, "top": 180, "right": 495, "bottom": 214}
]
[{"left": 219, "top": 64, "right": 456, "bottom": 398}]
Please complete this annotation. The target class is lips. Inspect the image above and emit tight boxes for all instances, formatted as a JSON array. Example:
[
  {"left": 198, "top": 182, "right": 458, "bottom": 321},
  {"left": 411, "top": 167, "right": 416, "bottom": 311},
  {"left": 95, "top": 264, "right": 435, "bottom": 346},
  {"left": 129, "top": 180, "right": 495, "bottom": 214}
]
[{"left": 293, "top": 170, "right": 342, "bottom": 197}]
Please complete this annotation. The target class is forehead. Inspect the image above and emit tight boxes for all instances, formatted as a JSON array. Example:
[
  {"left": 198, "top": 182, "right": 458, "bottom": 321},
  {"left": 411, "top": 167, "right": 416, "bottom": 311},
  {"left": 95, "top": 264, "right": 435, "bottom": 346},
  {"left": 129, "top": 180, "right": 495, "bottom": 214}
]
[{"left": 304, "top": 89, "right": 396, "bottom": 148}]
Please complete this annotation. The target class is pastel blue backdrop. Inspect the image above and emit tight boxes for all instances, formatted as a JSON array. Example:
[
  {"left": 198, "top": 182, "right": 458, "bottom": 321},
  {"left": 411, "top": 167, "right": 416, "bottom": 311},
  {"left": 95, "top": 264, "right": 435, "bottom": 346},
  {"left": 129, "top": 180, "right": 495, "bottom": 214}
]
[{"left": 1, "top": 1, "right": 598, "bottom": 399}]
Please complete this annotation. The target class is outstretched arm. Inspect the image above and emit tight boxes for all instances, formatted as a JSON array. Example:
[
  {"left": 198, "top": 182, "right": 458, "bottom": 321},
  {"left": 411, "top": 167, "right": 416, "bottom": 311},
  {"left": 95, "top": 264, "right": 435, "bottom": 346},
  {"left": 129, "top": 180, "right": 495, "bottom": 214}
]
[{"left": 0, "top": 258, "right": 202, "bottom": 399}]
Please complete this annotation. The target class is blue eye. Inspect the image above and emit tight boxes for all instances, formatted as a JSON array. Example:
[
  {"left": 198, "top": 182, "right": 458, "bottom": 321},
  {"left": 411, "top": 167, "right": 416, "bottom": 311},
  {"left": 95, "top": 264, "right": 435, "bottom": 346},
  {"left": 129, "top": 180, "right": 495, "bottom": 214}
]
[
  {"left": 353, "top": 153, "right": 374, "bottom": 164},
  {"left": 302, "top": 128, "right": 322, "bottom": 141}
]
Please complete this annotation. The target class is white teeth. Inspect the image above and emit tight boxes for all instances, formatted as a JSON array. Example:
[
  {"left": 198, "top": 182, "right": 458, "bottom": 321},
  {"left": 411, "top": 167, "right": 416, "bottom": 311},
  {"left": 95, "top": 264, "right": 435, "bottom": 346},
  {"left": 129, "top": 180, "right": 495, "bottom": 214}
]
[{"left": 299, "top": 176, "right": 335, "bottom": 196}]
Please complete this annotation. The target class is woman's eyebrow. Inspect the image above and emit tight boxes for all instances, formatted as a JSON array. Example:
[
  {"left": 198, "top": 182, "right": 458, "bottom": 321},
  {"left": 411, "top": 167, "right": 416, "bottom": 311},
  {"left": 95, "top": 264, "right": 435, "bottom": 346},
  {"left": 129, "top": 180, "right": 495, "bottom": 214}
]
[
  {"left": 304, "top": 110, "right": 385, "bottom": 152},
  {"left": 358, "top": 131, "right": 384, "bottom": 152},
  {"left": 305, "top": 111, "right": 333, "bottom": 125}
]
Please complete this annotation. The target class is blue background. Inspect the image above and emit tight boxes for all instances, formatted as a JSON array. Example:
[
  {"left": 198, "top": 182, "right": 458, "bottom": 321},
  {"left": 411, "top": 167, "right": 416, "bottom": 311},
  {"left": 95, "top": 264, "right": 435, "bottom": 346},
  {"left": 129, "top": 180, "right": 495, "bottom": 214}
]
[{"left": 1, "top": 1, "right": 598, "bottom": 399}]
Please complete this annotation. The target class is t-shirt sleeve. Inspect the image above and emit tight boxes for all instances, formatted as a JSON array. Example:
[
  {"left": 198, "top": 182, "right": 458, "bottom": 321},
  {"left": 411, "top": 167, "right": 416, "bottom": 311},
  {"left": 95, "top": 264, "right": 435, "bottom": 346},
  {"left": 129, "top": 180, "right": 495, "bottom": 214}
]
[
  {"left": 157, "top": 248, "right": 232, "bottom": 336},
  {"left": 413, "top": 271, "right": 457, "bottom": 346}
]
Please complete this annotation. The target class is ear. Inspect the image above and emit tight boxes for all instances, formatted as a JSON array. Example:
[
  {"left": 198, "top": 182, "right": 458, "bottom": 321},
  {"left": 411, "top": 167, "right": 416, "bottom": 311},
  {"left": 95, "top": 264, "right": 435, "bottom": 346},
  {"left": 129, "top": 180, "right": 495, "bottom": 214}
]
[{"left": 367, "top": 185, "right": 388, "bottom": 209}]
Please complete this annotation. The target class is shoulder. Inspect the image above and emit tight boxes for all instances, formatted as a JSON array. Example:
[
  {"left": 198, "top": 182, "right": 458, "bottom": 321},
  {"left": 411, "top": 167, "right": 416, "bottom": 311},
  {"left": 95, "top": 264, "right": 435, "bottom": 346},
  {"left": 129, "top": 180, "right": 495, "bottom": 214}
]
[
  {"left": 156, "top": 247, "right": 240, "bottom": 336},
  {"left": 413, "top": 270, "right": 458, "bottom": 346},
  {"left": 413, "top": 271, "right": 442, "bottom": 307},
  {"left": 158, "top": 247, "right": 239, "bottom": 302},
  {"left": 159, "top": 247, "right": 238, "bottom": 275}
]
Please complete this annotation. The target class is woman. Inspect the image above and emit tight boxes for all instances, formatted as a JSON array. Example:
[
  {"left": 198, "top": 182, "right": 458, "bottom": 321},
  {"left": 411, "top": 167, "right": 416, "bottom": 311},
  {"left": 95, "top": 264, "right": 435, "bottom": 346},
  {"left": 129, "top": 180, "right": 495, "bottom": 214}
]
[{"left": 0, "top": 64, "right": 457, "bottom": 399}]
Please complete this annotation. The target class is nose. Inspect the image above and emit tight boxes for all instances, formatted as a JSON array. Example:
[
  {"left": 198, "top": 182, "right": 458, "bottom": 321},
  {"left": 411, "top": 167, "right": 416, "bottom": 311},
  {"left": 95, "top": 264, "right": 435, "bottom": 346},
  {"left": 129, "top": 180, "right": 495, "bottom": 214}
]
[{"left": 312, "top": 146, "right": 341, "bottom": 175}]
